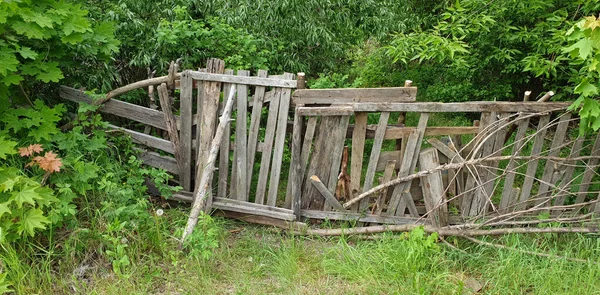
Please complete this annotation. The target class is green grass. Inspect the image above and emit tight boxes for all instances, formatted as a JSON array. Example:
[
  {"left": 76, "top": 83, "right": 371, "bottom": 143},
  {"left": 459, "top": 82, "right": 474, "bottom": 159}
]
[{"left": 3, "top": 210, "right": 600, "bottom": 295}]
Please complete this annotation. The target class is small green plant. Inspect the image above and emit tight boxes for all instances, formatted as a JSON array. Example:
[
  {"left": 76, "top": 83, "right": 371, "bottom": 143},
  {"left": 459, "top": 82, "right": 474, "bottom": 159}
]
[{"left": 181, "top": 213, "right": 223, "bottom": 260}]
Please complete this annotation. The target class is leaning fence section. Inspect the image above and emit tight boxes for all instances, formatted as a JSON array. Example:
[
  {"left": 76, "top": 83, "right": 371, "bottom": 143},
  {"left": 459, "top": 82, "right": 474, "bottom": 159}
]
[{"left": 60, "top": 58, "right": 600, "bottom": 231}]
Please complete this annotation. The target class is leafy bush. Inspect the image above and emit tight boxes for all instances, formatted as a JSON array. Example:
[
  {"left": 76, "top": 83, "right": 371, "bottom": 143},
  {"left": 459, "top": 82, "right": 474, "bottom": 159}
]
[{"left": 0, "top": 0, "right": 119, "bottom": 106}]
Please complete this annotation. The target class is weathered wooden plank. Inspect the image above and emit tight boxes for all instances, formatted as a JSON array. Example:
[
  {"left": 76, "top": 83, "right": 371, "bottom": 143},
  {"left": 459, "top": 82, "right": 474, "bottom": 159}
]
[
  {"left": 195, "top": 68, "right": 206, "bottom": 163},
  {"left": 374, "top": 160, "right": 396, "bottom": 215},
  {"left": 427, "top": 138, "right": 462, "bottom": 161},
  {"left": 518, "top": 114, "right": 551, "bottom": 209},
  {"left": 535, "top": 113, "right": 573, "bottom": 206},
  {"left": 469, "top": 112, "right": 499, "bottom": 216},
  {"left": 394, "top": 113, "right": 430, "bottom": 216},
  {"left": 351, "top": 102, "right": 570, "bottom": 113},
  {"left": 461, "top": 112, "right": 496, "bottom": 216},
  {"left": 292, "top": 87, "right": 417, "bottom": 104},
  {"left": 499, "top": 115, "right": 531, "bottom": 211},
  {"left": 189, "top": 71, "right": 297, "bottom": 88},
  {"left": 301, "top": 117, "right": 342, "bottom": 210},
  {"left": 576, "top": 133, "right": 600, "bottom": 204},
  {"left": 419, "top": 148, "right": 448, "bottom": 226},
  {"left": 218, "top": 79, "right": 234, "bottom": 200},
  {"left": 212, "top": 199, "right": 296, "bottom": 221},
  {"left": 107, "top": 124, "right": 174, "bottom": 154},
  {"left": 285, "top": 116, "right": 317, "bottom": 206},
  {"left": 235, "top": 70, "right": 250, "bottom": 201},
  {"left": 247, "top": 70, "right": 269, "bottom": 194},
  {"left": 325, "top": 116, "right": 351, "bottom": 211},
  {"left": 310, "top": 176, "right": 346, "bottom": 211},
  {"left": 179, "top": 71, "right": 193, "bottom": 191},
  {"left": 475, "top": 112, "right": 509, "bottom": 215},
  {"left": 213, "top": 197, "right": 294, "bottom": 214},
  {"left": 363, "top": 112, "right": 391, "bottom": 193},
  {"left": 197, "top": 59, "right": 225, "bottom": 204},
  {"left": 375, "top": 151, "right": 401, "bottom": 172},
  {"left": 157, "top": 83, "right": 184, "bottom": 179},
  {"left": 267, "top": 73, "right": 295, "bottom": 206},
  {"left": 289, "top": 109, "right": 304, "bottom": 217},
  {"left": 60, "top": 86, "right": 170, "bottom": 130},
  {"left": 351, "top": 113, "right": 368, "bottom": 213},
  {"left": 297, "top": 106, "right": 354, "bottom": 116},
  {"left": 254, "top": 87, "right": 282, "bottom": 204},
  {"left": 554, "top": 137, "right": 585, "bottom": 206},
  {"left": 301, "top": 210, "right": 424, "bottom": 225},
  {"left": 386, "top": 130, "right": 419, "bottom": 215},
  {"left": 137, "top": 149, "right": 179, "bottom": 175}
]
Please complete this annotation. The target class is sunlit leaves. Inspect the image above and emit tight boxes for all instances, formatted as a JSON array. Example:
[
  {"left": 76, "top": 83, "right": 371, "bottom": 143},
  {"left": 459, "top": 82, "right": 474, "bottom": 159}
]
[
  {"left": 17, "top": 208, "right": 50, "bottom": 237},
  {"left": 0, "top": 137, "right": 17, "bottom": 160}
]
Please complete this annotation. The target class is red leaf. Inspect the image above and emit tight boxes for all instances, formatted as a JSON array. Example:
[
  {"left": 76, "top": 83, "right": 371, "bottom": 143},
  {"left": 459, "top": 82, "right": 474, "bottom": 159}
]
[{"left": 18, "top": 144, "right": 44, "bottom": 157}]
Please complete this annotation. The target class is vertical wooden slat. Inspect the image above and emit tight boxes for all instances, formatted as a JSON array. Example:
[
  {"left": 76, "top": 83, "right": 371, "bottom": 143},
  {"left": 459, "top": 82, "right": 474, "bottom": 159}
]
[
  {"left": 461, "top": 112, "right": 495, "bottom": 216},
  {"left": 553, "top": 137, "right": 584, "bottom": 206},
  {"left": 324, "top": 115, "right": 351, "bottom": 211},
  {"left": 179, "top": 71, "right": 193, "bottom": 191},
  {"left": 266, "top": 73, "right": 295, "bottom": 207},
  {"left": 285, "top": 116, "right": 317, "bottom": 207},
  {"left": 419, "top": 148, "right": 448, "bottom": 227},
  {"left": 351, "top": 113, "right": 368, "bottom": 212},
  {"left": 471, "top": 112, "right": 505, "bottom": 215},
  {"left": 499, "top": 115, "right": 531, "bottom": 211},
  {"left": 218, "top": 79, "right": 234, "bottom": 199},
  {"left": 535, "top": 113, "right": 572, "bottom": 206},
  {"left": 576, "top": 133, "right": 600, "bottom": 204},
  {"left": 195, "top": 68, "right": 206, "bottom": 155},
  {"left": 235, "top": 70, "right": 250, "bottom": 201},
  {"left": 290, "top": 107, "right": 303, "bottom": 218},
  {"left": 358, "top": 112, "right": 390, "bottom": 213},
  {"left": 255, "top": 88, "right": 282, "bottom": 204},
  {"left": 517, "top": 114, "right": 551, "bottom": 209},
  {"left": 197, "top": 58, "right": 225, "bottom": 202},
  {"left": 394, "top": 113, "right": 429, "bottom": 216},
  {"left": 247, "top": 70, "right": 268, "bottom": 195},
  {"left": 157, "top": 83, "right": 183, "bottom": 177}
]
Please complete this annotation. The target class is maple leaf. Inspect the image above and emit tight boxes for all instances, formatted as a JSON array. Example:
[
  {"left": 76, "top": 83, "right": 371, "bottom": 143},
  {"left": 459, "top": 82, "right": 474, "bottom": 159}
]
[
  {"left": 0, "top": 202, "right": 11, "bottom": 219},
  {"left": 17, "top": 208, "right": 50, "bottom": 237},
  {"left": 18, "top": 144, "right": 44, "bottom": 157},
  {"left": 12, "top": 185, "right": 43, "bottom": 208},
  {"left": 33, "top": 151, "right": 63, "bottom": 173},
  {"left": 0, "top": 137, "right": 17, "bottom": 160}
]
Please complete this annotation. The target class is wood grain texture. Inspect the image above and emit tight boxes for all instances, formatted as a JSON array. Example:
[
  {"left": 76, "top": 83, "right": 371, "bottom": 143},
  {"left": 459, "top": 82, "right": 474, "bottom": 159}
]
[
  {"left": 189, "top": 71, "right": 296, "bottom": 88},
  {"left": 235, "top": 70, "right": 250, "bottom": 201},
  {"left": 499, "top": 115, "right": 531, "bottom": 211},
  {"left": 419, "top": 148, "right": 448, "bottom": 226},
  {"left": 107, "top": 124, "right": 174, "bottom": 154},
  {"left": 247, "top": 70, "right": 269, "bottom": 194},
  {"left": 351, "top": 102, "right": 569, "bottom": 113},
  {"left": 179, "top": 71, "right": 193, "bottom": 191},
  {"left": 297, "top": 106, "right": 354, "bottom": 116},
  {"left": 325, "top": 115, "right": 350, "bottom": 211},
  {"left": 292, "top": 87, "right": 417, "bottom": 104},
  {"left": 218, "top": 78, "right": 234, "bottom": 199},
  {"left": 254, "top": 87, "right": 282, "bottom": 204},
  {"left": 350, "top": 113, "right": 368, "bottom": 213},
  {"left": 518, "top": 114, "right": 551, "bottom": 209},
  {"left": 157, "top": 83, "right": 184, "bottom": 180},
  {"left": 310, "top": 176, "right": 346, "bottom": 211},
  {"left": 576, "top": 133, "right": 600, "bottom": 204},
  {"left": 267, "top": 73, "right": 295, "bottom": 206}
]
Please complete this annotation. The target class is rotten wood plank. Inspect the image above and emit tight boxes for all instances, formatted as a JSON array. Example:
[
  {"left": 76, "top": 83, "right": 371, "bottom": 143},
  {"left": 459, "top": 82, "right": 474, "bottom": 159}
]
[
  {"left": 179, "top": 71, "right": 193, "bottom": 191},
  {"left": 254, "top": 87, "right": 282, "bottom": 204},
  {"left": 350, "top": 113, "right": 368, "bottom": 213},
  {"left": 246, "top": 70, "right": 269, "bottom": 194},
  {"left": 499, "top": 115, "right": 531, "bottom": 211},
  {"left": 517, "top": 114, "right": 551, "bottom": 209}
]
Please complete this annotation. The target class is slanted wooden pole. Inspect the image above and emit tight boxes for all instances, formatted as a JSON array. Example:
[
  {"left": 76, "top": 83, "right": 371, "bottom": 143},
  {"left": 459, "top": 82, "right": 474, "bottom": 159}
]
[
  {"left": 182, "top": 86, "right": 237, "bottom": 242},
  {"left": 537, "top": 91, "right": 554, "bottom": 102}
]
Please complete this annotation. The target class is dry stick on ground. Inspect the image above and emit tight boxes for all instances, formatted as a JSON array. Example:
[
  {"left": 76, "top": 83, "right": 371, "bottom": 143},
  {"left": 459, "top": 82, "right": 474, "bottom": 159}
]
[
  {"left": 182, "top": 86, "right": 237, "bottom": 242},
  {"left": 462, "top": 236, "right": 591, "bottom": 264},
  {"left": 296, "top": 224, "right": 598, "bottom": 237}
]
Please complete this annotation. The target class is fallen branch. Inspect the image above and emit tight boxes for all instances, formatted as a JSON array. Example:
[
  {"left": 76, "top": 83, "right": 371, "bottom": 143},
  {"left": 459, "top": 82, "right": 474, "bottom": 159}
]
[
  {"left": 342, "top": 154, "right": 600, "bottom": 209},
  {"left": 296, "top": 224, "right": 599, "bottom": 237},
  {"left": 462, "top": 236, "right": 590, "bottom": 264},
  {"left": 101, "top": 73, "right": 182, "bottom": 104},
  {"left": 181, "top": 86, "right": 236, "bottom": 242}
]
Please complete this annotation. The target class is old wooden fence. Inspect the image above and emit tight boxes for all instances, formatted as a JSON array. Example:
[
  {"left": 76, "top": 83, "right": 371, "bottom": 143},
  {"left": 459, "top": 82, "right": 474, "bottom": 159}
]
[{"left": 60, "top": 58, "right": 600, "bottom": 229}]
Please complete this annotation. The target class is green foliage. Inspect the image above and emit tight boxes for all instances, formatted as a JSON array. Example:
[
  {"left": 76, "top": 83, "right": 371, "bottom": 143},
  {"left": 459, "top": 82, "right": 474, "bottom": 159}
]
[
  {"left": 181, "top": 213, "right": 223, "bottom": 260},
  {"left": 564, "top": 16, "right": 600, "bottom": 134},
  {"left": 155, "top": 14, "right": 270, "bottom": 70},
  {"left": 0, "top": 0, "right": 119, "bottom": 107}
]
